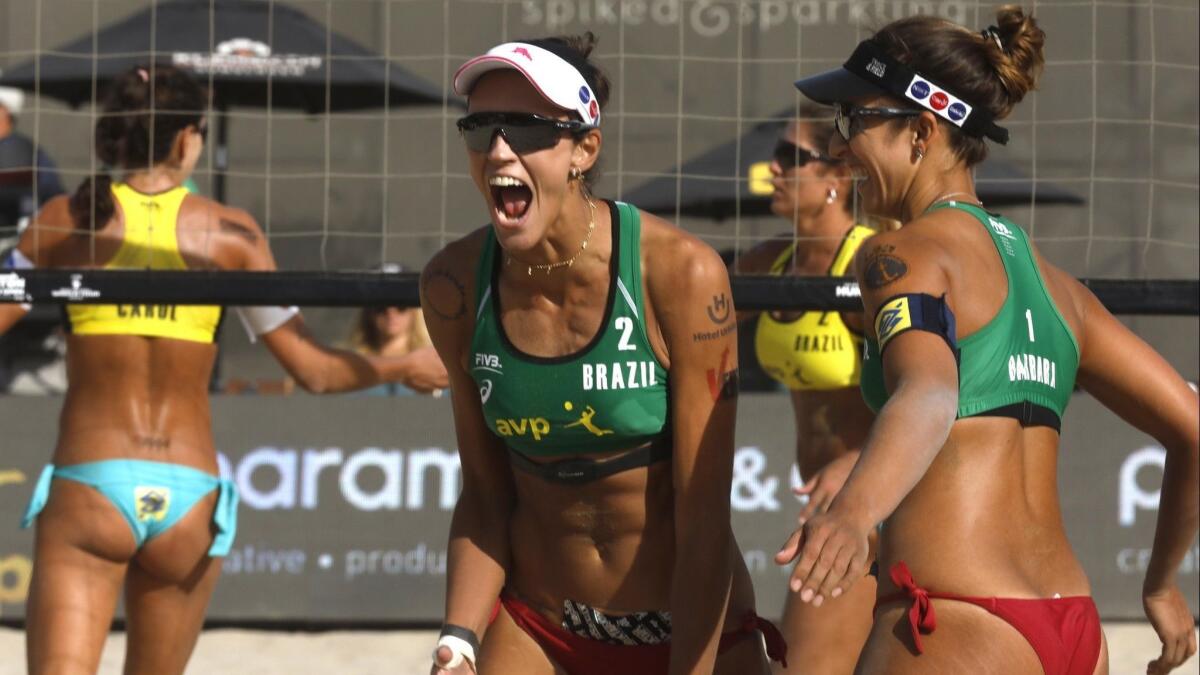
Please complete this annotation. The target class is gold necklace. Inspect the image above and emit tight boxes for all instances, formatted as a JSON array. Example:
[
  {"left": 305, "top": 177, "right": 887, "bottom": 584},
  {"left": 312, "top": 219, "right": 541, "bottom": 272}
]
[
  {"left": 926, "top": 190, "right": 982, "bottom": 211},
  {"left": 507, "top": 195, "right": 596, "bottom": 276}
]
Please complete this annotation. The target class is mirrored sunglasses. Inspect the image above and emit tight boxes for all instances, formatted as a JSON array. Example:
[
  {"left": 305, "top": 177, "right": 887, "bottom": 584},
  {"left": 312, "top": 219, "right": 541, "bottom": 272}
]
[{"left": 456, "top": 112, "right": 595, "bottom": 154}]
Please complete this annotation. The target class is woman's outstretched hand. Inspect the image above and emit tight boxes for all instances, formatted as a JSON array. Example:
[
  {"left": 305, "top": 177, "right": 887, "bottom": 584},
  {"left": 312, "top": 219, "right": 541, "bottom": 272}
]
[{"left": 775, "top": 507, "right": 872, "bottom": 608}]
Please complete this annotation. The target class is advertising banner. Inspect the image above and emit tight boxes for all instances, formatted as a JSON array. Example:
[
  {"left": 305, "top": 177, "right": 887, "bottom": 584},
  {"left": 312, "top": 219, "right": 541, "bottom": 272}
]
[{"left": 1, "top": 393, "right": 1196, "bottom": 622}]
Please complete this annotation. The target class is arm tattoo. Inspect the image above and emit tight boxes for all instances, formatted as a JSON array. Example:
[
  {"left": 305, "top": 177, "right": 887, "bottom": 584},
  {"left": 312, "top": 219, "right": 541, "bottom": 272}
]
[
  {"left": 423, "top": 268, "right": 467, "bottom": 321},
  {"left": 863, "top": 245, "right": 908, "bottom": 290},
  {"left": 705, "top": 346, "right": 739, "bottom": 402},
  {"left": 705, "top": 293, "right": 732, "bottom": 325},
  {"left": 219, "top": 218, "right": 259, "bottom": 244},
  {"left": 692, "top": 322, "right": 736, "bottom": 343}
]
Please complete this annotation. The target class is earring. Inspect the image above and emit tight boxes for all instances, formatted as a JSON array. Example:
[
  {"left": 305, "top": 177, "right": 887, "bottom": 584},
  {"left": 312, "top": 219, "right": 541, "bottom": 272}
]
[
  {"left": 569, "top": 167, "right": 582, "bottom": 180},
  {"left": 826, "top": 188, "right": 837, "bottom": 204},
  {"left": 914, "top": 146, "right": 925, "bottom": 161}
]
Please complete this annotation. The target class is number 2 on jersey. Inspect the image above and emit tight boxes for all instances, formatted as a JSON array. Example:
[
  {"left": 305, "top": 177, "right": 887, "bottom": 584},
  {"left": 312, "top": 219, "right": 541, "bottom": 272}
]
[{"left": 615, "top": 316, "right": 636, "bottom": 351}]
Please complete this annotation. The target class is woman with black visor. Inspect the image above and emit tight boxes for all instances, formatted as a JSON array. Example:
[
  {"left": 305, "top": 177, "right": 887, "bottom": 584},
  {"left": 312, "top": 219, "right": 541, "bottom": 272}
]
[
  {"left": 422, "top": 34, "right": 786, "bottom": 674},
  {"left": 775, "top": 6, "right": 1198, "bottom": 674}
]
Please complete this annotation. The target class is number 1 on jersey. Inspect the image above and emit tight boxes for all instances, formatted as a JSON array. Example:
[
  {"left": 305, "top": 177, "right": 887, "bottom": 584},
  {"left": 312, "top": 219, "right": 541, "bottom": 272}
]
[{"left": 1025, "top": 308, "right": 1036, "bottom": 342}]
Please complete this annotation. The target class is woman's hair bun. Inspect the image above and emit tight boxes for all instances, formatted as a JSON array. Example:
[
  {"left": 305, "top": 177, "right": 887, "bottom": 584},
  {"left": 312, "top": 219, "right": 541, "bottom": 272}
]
[{"left": 988, "top": 4, "right": 1046, "bottom": 110}]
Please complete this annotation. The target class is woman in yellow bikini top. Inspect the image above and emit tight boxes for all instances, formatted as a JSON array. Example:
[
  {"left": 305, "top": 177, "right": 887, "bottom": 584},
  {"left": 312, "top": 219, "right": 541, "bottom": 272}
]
[
  {"left": 0, "top": 64, "right": 448, "bottom": 675},
  {"left": 753, "top": 223, "right": 872, "bottom": 391},
  {"left": 734, "top": 108, "right": 877, "bottom": 675},
  {"left": 64, "top": 181, "right": 223, "bottom": 342}
]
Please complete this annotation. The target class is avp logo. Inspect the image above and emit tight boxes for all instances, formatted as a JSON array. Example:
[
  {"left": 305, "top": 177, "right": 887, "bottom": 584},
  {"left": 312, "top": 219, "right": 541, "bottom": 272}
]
[
  {"left": 563, "top": 401, "right": 613, "bottom": 437},
  {"left": 495, "top": 417, "right": 551, "bottom": 441},
  {"left": 473, "top": 353, "right": 503, "bottom": 374}
]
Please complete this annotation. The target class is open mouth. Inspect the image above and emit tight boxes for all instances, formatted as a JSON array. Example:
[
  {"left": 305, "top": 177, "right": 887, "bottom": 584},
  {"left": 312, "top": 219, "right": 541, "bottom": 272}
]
[{"left": 488, "top": 175, "right": 532, "bottom": 225}]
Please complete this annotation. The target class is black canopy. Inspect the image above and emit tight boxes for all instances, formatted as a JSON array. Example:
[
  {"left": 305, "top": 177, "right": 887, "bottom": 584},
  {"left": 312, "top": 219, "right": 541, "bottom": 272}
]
[
  {"left": 623, "top": 115, "right": 1083, "bottom": 220},
  {"left": 0, "top": 0, "right": 444, "bottom": 113},
  {"left": 0, "top": 0, "right": 451, "bottom": 203}
]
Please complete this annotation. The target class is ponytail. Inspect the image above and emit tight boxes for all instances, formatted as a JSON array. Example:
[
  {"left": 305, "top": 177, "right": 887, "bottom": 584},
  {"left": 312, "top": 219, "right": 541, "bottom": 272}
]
[{"left": 69, "top": 172, "right": 114, "bottom": 231}]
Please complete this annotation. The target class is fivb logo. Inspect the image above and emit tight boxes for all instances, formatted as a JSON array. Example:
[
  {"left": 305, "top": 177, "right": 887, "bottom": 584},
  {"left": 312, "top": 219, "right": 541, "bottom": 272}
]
[
  {"left": 906, "top": 76, "right": 972, "bottom": 128},
  {"left": 473, "top": 353, "right": 503, "bottom": 374}
]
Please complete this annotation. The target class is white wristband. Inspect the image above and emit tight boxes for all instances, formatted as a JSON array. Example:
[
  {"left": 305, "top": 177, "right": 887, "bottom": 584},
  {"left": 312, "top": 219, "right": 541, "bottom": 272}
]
[
  {"left": 234, "top": 305, "right": 299, "bottom": 342},
  {"left": 433, "top": 634, "right": 476, "bottom": 670},
  {"left": 4, "top": 249, "right": 34, "bottom": 270}
]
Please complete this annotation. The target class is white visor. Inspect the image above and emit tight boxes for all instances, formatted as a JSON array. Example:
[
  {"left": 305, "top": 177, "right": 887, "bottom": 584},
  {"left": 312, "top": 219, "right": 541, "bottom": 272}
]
[
  {"left": 453, "top": 42, "right": 601, "bottom": 126},
  {"left": 0, "top": 87, "right": 24, "bottom": 116}
]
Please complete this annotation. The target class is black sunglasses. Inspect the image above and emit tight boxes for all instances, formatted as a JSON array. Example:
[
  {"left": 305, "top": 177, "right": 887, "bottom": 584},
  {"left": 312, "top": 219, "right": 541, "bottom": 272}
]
[
  {"left": 772, "top": 140, "right": 838, "bottom": 170},
  {"left": 834, "top": 104, "right": 921, "bottom": 141},
  {"left": 456, "top": 112, "right": 595, "bottom": 154}
]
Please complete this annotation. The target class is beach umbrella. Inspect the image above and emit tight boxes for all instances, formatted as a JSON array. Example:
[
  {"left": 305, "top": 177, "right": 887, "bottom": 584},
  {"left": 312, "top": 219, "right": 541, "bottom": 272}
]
[
  {"left": 623, "top": 114, "right": 1083, "bottom": 220},
  {"left": 0, "top": 0, "right": 450, "bottom": 201}
]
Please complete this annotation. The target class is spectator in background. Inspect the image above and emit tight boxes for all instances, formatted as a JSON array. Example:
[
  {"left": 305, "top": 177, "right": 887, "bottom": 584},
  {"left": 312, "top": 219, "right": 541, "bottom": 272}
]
[
  {"left": 0, "top": 87, "right": 68, "bottom": 396},
  {"left": 0, "top": 87, "right": 65, "bottom": 229},
  {"left": 348, "top": 302, "right": 445, "bottom": 396}
]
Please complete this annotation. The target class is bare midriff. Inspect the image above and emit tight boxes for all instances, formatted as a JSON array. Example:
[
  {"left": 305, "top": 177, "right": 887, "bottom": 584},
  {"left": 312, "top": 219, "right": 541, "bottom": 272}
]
[
  {"left": 54, "top": 334, "right": 219, "bottom": 473},
  {"left": 876, "top": 416, "right": 1091, "bottom": 601},
  {"left": 507, "top": 452, "right": 758, "bottom": 631},
  {"left": 791, "top": 386, "right": 873, "bottom": 479}
]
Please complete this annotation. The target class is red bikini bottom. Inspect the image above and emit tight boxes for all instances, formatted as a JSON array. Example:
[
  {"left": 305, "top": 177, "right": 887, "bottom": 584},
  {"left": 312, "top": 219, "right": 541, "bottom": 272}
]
[
  {"left": 498, "top": 591, "right": 788, "bottom": 675},
  {"left": 875, "top": 561, "right": 1102, "bottom": 675}
]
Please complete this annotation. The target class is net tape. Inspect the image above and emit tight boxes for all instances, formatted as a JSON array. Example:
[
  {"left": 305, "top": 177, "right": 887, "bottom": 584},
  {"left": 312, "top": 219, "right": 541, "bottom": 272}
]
[{"left": 1, "top": 269, "right": 1195, "bottom": 315}]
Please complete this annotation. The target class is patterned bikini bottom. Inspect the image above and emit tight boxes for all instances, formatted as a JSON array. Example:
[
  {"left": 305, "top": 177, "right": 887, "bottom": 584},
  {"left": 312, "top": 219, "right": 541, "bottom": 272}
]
[{"left": 561, "top": 599, "right": 672, "bottom": 646}]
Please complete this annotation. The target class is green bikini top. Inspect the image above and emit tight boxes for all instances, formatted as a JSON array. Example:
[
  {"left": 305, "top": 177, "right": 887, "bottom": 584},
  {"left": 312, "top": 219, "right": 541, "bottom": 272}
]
[
  {"left": 469, "top": 201, "right": 670, "bottom": 457},
  {"left": 860, "top": 202, "right": 1080, "bottom": 430}
]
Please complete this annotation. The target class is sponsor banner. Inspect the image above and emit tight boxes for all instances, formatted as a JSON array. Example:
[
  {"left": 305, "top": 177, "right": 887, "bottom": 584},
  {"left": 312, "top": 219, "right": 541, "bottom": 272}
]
[
  {"left": 173, "top": 38, "right": 322, "bottom": 78},
  {"left": 0, "top": 394, "right": 1196, "bottom": 621},
  {"left": 518, "top": 0, "right": 971, "bottom": 36},
  {"left": 0, "top": 272, "right": 29, "bottom": 303}
]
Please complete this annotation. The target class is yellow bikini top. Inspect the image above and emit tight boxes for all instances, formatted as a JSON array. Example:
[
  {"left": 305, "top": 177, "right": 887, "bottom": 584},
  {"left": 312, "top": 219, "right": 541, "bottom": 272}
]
[
  {"left": 754, "top": 225, "right": 873, "bottom": 391},
  {"left": 65, "top": 183, "right": 222, "bottom": 343}
]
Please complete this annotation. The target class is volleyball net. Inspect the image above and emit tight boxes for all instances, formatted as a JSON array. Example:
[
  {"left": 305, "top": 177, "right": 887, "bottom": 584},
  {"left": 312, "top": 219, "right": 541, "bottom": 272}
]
[{"left": 0, "top": 0, "right": 1195, "bottom": 313}]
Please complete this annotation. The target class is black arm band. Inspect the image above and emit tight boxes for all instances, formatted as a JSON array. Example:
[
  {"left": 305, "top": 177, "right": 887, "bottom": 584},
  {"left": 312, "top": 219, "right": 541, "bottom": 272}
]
[
  {"left": 439, "top": 623, "right": 481, "bottom": 656},
  {"left": 874, "top": 293, "right": 959, "bottom": 362}
]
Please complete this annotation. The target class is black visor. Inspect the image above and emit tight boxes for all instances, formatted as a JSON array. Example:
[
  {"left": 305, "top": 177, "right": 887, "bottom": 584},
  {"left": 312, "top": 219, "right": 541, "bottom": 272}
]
[{"left": 795, "top": 40, "right": 1009, "bottom": 145}]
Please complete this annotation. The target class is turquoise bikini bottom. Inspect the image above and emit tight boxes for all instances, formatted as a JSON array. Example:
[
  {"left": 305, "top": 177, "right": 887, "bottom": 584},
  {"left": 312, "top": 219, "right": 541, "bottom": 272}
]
[{"left": 20, "top": 459, "right": 238, "bottom": 557}]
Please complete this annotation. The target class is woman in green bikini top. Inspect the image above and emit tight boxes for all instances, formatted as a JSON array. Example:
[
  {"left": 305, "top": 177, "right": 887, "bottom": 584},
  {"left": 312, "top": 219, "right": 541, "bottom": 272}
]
[
  {"left": 776, "top": 8, "right": 1198, "bottom": 675},
  {"left": 422, "top": 33, "right": 782, "bottom": 675}
]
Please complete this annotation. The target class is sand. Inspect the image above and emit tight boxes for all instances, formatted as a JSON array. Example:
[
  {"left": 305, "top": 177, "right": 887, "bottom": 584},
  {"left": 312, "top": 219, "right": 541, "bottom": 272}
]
[{"left": 0, "top": 623, "right": 1197, "bottom": 674}]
